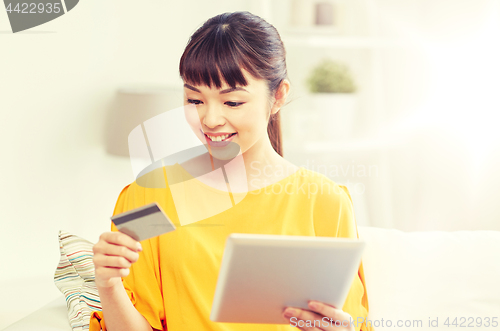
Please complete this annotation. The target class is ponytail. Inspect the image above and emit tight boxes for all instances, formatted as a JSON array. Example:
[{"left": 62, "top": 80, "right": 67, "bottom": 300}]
[{"left": 267, "top": 111, "right": 282, "bottom": 157}]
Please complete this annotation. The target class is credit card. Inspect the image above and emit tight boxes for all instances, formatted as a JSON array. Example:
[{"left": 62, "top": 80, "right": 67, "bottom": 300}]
[{"left": 111, "top": 202, "right": 176, "bottom": 242}]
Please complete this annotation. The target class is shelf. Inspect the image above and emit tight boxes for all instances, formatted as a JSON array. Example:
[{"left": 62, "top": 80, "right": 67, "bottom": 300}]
[
  {"left": 282, "top": 26, "right": 343, "bottom": 35},
  {"left": 281, "top": 34, "right": 415, "bottom": 49},
  {"left": 285, "top": 135, "right": 402, "bottom": 154}
]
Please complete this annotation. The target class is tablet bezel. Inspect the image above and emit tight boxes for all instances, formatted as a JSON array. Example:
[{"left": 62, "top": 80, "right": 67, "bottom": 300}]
[{"left": 210, "top": 233, "right": 366, "bottom": 324}]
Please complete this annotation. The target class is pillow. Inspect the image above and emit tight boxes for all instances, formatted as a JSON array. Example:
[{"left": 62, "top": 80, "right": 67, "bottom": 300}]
[{"left": 54, "top": 230, "right": 101, "bottom": 331}]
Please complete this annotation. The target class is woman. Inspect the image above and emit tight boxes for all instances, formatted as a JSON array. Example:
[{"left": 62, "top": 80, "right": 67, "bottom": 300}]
[{"left": 91, "top": 11, "right": 372, "bottom": 331}]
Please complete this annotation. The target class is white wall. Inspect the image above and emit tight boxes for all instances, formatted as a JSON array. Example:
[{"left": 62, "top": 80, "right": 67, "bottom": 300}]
[
  {"left": 374, "top": 0, "right": 500, "bottom": 231},
  {"left": 280, "top": 0, "right": 500, "bottom": 232}
]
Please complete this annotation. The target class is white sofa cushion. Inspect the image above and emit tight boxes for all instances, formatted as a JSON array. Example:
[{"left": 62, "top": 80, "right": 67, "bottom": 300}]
[
  {"left": 3, "top": 296, "right": 71, "bottom": 331},
  {"left": 358, "top": 226, "right": 500, "bottom": 330}
]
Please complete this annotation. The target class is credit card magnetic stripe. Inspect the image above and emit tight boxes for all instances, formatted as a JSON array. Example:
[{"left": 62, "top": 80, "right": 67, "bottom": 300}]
[{"left": 111, "top": 203, "right": 163, "bottom": 225}]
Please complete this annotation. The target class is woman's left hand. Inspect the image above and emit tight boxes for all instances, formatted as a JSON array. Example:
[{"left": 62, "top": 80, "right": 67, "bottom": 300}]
[{"left": 282, "top": 300, "right": 355, "bottom": 331}]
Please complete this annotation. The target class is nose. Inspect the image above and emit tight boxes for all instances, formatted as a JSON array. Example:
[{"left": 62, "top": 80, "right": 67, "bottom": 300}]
[{"left": 202, "top": 103, "right": 225, "bottom": 129}]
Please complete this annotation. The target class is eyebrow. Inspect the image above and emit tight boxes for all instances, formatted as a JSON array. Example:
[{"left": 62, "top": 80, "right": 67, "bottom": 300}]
[{"left": 184, "top": 84, "right": 249, "bottom": 94}]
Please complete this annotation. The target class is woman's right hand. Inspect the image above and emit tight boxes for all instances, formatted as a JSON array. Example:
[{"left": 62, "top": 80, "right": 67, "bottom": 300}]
[{"left": 92, "top": 232, "right": 143, "bottom": 288}]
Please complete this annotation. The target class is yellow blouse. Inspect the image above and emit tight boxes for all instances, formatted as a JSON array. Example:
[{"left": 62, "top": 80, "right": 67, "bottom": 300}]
[{"left": 90, "top": 164, "right": 373, "bottom": 331}]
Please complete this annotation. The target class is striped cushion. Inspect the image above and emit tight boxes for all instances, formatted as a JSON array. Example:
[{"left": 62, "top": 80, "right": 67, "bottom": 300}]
[{"left": 54, "top": 230, "right": 101, "bottom": 331}]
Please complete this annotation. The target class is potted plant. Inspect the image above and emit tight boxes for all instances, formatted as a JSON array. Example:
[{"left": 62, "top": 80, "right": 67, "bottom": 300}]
[{"left": 306, "top": 58, "right": 358, "bottom": 140}]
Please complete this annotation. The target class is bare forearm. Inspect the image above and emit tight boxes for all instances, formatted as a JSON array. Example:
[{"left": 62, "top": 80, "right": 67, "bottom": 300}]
[{"left": 98, "top": 282, "right": 153, "bottom": 331}]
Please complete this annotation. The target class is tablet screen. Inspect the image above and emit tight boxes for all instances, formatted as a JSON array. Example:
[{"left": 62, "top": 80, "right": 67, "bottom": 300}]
[{"left": 210, "top": 233, "right": 366, "bottom": 324}]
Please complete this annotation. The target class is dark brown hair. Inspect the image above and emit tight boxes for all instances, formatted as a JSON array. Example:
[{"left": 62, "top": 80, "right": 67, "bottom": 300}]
[{"left": 179, "top": 11, "right": 288, "bottom": 156}]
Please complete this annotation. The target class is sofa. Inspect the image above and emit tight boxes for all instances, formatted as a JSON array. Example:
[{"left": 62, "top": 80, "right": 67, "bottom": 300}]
[{"left": 3, "top": 226, "right": 500, "bottom": 331}]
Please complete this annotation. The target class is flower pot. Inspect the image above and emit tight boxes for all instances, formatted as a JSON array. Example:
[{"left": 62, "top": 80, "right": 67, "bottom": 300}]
[{"left": 310, "top": 93, "right": 357, "bottom": 140}]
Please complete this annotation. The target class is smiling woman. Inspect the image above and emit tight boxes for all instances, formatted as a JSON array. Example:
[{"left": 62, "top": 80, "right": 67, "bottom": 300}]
[{"left": 90, "top": 11, "right": 373, "bottom": 331}]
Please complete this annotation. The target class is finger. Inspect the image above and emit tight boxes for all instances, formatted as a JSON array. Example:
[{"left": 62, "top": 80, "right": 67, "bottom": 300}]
[
  {"left": 93, "top": 242, "right": 139, "bottom": 263},
  {"left": 99, "top": 232, "right": 142, "bottom": 252},
  {"left": 283, "top": 307, "right": 326, "bottom": 330},
  {"left": 93, "top": 254, "right": 132, "bottom": 269},
  {"left": 297, "top": 324, "right": 323, "bottom": 331},
  {"left": 308, "top": 301, "right": 353, "bottom": 328},
  {"left": 95, "top": 266, "right": 130, "bottom": 279},
  {"left": 297, "top": 323, "right": 323, "bottom": 331}
]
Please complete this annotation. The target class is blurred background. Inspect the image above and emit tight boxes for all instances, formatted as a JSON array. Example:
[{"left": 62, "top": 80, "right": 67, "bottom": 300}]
[{"left": 1, "top": 0, "right": 500, "bottom": 327}]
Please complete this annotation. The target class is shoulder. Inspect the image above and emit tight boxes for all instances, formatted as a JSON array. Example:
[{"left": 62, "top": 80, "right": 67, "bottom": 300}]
[
  {"left": 296, "top": 168, "right": 352, "bottom": 203},
  {"left": 299, "top": 170, "right": 358, "bottom": 238},
  {"left": 113, "top": 164, "right": 178, "bottom": 214},
  {"left": 298, "top": 169, "right": 354, "bottom": 218},
  {"left": 112, "top": 182, "right": 142, "bottom": 217},
  {"left": 125, "top": 163, "right": 181, "bottom": 192}
]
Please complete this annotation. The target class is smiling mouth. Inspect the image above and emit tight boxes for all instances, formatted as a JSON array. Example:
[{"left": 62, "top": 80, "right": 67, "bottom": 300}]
[{"left": 203, "top": 132, "right": 237, "bottom": 142}]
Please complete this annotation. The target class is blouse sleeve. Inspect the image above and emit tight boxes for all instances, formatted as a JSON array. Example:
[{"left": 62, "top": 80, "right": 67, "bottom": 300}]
[
  {"left": 89, "top": 184, "right": 165, "bottom": 331},
  {"left": 313, "top": 183, "right": 374, "bottom": 331}
]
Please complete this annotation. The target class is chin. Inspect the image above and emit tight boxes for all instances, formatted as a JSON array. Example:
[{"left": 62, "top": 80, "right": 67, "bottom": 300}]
[{"left": 207, "top": 142, "right": 241, "bottom": 161}]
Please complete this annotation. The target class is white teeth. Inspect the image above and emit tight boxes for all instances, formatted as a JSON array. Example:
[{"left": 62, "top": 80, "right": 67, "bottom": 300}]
[{"left": 206, "top": 133, "right": 233, "bottom": 141}]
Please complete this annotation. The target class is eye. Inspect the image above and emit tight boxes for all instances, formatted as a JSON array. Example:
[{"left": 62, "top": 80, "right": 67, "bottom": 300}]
[
  {"left": 225, "top": 101, "right": 244, "bottom": 108},
  {"left": 187, "top": 99, "right": 202, "bottom": 105}
]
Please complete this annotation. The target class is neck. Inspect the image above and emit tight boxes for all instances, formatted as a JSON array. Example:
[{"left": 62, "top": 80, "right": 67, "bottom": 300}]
[
  {"left": 242, "top": 135, "right": 281, "bottom": 174},
  {"left": 197, "top": 135, "right": 297, "bottom": 193}
]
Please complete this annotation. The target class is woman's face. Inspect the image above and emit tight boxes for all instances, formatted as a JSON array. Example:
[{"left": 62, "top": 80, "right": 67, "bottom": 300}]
[{"left": 183, "top": 68, "right": 273, "bottom": 158}]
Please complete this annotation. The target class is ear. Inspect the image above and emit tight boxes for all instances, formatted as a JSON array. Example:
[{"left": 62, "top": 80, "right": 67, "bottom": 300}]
[{"left": 270, "top": 79, "right": 290, "bottom": 115}]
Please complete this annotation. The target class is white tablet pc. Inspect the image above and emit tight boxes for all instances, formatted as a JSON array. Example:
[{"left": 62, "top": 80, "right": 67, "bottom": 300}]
[{"left": 210, "top": 233, "right": 366, "bottom": 324}]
